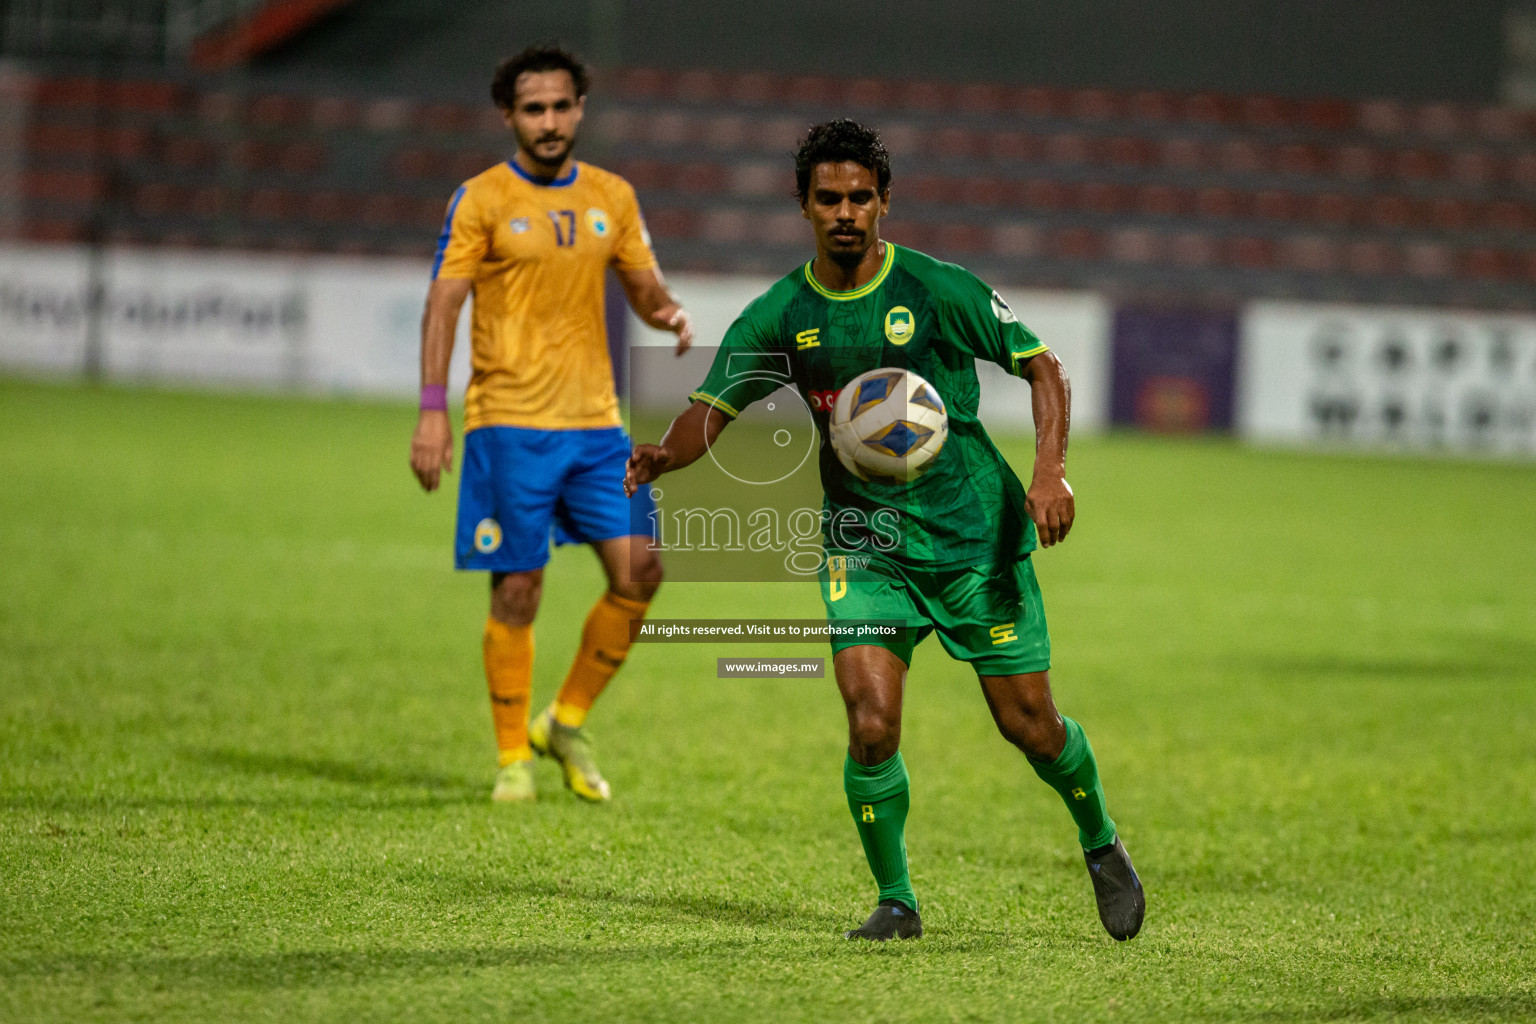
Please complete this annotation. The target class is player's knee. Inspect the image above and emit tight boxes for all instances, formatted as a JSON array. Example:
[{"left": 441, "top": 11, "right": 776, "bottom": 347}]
[
  {"left": 612, "top": 552, "right": 663, "bottom": 602},
  {"left": 490, "top": 571, "right": 542, "bottom": 625},
  {"left": 997, "top": 706, "right": 1063, "bottom": 760},
  {"left": 847, "top": 704, "right": 900, "bottom": 763}
]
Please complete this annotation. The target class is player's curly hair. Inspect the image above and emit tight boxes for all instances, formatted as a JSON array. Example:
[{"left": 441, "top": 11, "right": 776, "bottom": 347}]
[
  {"left": 793, "top": 118, "right": 892, "bottom": 202},
  {"left": 491, "top": 43, "right": 589, "bottom": 108}
]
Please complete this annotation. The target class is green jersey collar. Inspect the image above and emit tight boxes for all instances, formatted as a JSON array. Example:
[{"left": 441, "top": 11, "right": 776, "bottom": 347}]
[{"left": 802, "top": 242, "right": 897, "bottom": 301}]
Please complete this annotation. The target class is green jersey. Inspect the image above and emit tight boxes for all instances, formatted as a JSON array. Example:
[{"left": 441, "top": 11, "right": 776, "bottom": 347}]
[{"left": 690, "top": 243, "right": 1050, "bottom": 571}]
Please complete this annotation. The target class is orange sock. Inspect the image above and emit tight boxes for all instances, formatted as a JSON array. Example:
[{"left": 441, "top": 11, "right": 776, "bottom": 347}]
[
  {"left": 483, "top": 617, "right": 534, "bottom": 765},
  {"left": 551, "top": 592, "right": 650, "bottom": 728}
]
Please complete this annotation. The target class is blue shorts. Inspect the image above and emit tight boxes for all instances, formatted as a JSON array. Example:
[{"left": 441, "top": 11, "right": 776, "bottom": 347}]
[{"left": 455, "top": 426, "right": 656, "bottom": 572}]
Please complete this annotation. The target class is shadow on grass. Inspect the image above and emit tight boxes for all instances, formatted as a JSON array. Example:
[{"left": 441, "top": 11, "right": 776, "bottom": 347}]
[
  {"left": 1247, "top": 654, "right": 1530, "bottom": 682},
  {"left": 1249, "top": 991, "right": 1536, "bottom": 1022},
  {"left": 0, "top": 943, "right": 704, "bottom": 990},
  {"left": 187, "top": 748, "right": 482, "bottom": 799},
  {"left": 483, "top": 877, "right": 848, "bottom": 934}
]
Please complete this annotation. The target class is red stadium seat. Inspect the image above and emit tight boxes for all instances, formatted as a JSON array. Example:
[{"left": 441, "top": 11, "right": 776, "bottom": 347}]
[
  {"left": 1252, "top": 189, "right": 1298, "bottom": 221},
  {"left": 362, "top": 98, "right": 416, "bottom": 133},
  {"left": 387, "top": 147, "right": 433, "bottom": 179},
  {"left": 1333, "top": 144, "right": 1384, "bottom": 180},
  {"left": 1278, "top": 235, "right": 1340, "bottom": 273},
  {"left": 1135, "top": 184, "right": 1188, "bottom": 217},
  {"left": 700, "top": 208, "right": 752, "bottom": 243},
  {"left": 958, "top": 177, "right": 1009, "bottom": 207},
  {"left": 304, "top": 191, "right": 360, "bottom": 224},
  {"left": 1008, "top": 86, "right": 1064, "bottom": 118},
  {"left": 726, "top": 161, "right": 781, "bottom": 197},
  {"left": 1366, "top": 195, "right": 1414, "bottom": 229},
  {"left": 1018, "top": 179, "right": 1073, "bottom": 211},
  {"left": 614, "top": 159, "right": 668, "bottom": 192},
  {"left": 1507, "top": 153, "right": 1536, "bottom": 189},
  {"left": 1194, "top": 186, "right": 1242, "bottom": 219},
  {"left": 1070, "top": 89, "right": 1120, "bottom": 121},
  {"left": 1228, "top": 236, "right": 1275, "bottom": 269},
  {"left": 1240, "top": 96, "right": 1293, "bottom": 128},
  {"left": 1079, "top": 181, "right": 1131, "bottom": 214},
  {"left": 1471, "top": 107, "right": 1521, "bottom": 141},
  {"left": 932, "top": 127, "right": 981, "bottom": 159},
  {"left": 1392, "top": 149, "right": 1444, "bottom": 181},
  {"left": 1127, "top": 91, "right": 1175, "bottom": 122},
  {"left": 1308, "top": 192, "right": 1356, "bottom": 226},
  {"left": 987, "top": 130, "right": 1041, "bottom": 162},
  {"left": 1274, "top": 143, "right": 1322, "bottom": 176},
  {"left": 310, "top": 96, "right": 363, "bottom": 130},
  {"left": 1301, "top": 98, "right": 1353, "bottom": 132},
  {"left": 676, "top": 162, "right": 727, "bottom": 193},
  {"left": 1216, "top": 139, "right": 1267, "bottom": 175},
  {"left": 130, "top": 182, "right": 187, "bottom": 216},
  {"left": 956, "top": 83, "right": 1004, "bottom": 116},
  {"left": 1051, "top": 226, "right": 1101, "bottom": 260},
  {"left": 702, "top": 115, "right": 750, "bottom": 151},
  {"left": 1427, "top": 198, "right": 1474, "bottom": 231},
  {"left": 650, "top": 111, "right": 699, "bottom": 147},
  {"left": 1107, "top": 228, "right": 1161, "bottom": 263},
  {"left": 415, "top": 101, "right": 475, "bottom": 135},
  {"left": 1462, "top": 247, "right": 1511, "bottom": 279},
  {"left": 1484, "top": 200, "right": 1531, "bottom": 232},
  {"left": 1357, "top": 99, "right": 1408, "bottom": 136},
  {"left": 1344, "top": 240, "right": 1398, "bottom": 276},
  {"left": 1167, "top": 231, "right": 1218, "bottom": 266},
  {"left": 249, "top": 93, "right": 311, "bottom": 126},
  {"left": 189, "top": 186, "right": 231, "bottom": 216},
  {"left": 900, "top": 81, "right": 954, "bottom": 112},
  {"left": 725, "top": 72, "right": 784, "bottom": 105},
  {"left": 1182, "top": 93, "right": 1233, "bottom": 124},
  {"left": 1404, "top": 242, "right": 1454, "bottom": 277},
  {"left": 245, "top": 188, "right": 302, "bottom": 221},
  {"left": 934, "top": 224, "right": 988, "bottom": 253},
  {"left": 611, "top": 68, "right": 671, "bottom": 100},
  {"left": 1158, "top": 137, "right": 1207, "bottom": 171},
  {"left": 904, "top": 174, "right": 950, "bottom": 204},
  {"left": 1450, "top": 150, "right": 1501, "bottom": 187},
  {"left": 1104, "top": 136, "right": 1153, "bottom": 169},
  {"left": 847, "top": 78, "right": 898, "bottom": 110},
  {"left": 787, "top": 75, "right": 845, "bottom": 107},
  {"left": 1045, "top": 133, "right": 1093, "bottom": 165},
  {"left": 990, "top": 222, "right": 1042, "bottom": 257},
  {"left": 1415, "top": 103, "right": 1464, "bottom": 138},
  {"left": 21, "top": 169, "right": 105, "bottom": 202},
  {"left": 676, "top": 70, "right": 727, "bottom": 103},
  {"left": 641, "top": 207, "right": 697, "bottom": 240}
]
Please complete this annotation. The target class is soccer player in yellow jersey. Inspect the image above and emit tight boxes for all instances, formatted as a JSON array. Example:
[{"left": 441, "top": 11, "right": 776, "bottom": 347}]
[{"left": 409, "top": 44, "right": 693, "bottom": 803}]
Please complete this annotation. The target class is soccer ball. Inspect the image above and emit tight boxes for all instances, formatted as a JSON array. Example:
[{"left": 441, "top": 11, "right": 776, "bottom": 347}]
[{"left": 829, "top": 368, "right": 948, "bottom": 482}]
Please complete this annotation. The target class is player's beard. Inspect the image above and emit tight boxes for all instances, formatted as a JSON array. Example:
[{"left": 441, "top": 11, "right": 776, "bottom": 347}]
[
  {"left": 518, "top": 130, "right": 576, "bottom": 174},
  {"left": 824, "top": 230, "right": 871, "bottom": 271}
]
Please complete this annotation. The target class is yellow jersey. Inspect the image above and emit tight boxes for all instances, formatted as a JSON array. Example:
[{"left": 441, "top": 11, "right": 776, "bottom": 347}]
[{"left": 432, "top": 159, "right": 657, "bottom": 431}]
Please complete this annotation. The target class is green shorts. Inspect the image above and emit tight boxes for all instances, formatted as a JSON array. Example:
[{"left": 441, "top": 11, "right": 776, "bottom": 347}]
[{"left": 817, "top": 552, "right": 1051, "bottom": 676}]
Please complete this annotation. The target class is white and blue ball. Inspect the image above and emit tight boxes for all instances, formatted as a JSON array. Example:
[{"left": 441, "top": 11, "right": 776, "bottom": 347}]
[{"left": 829, "top": 368, "right": 948, "bottom": 482}]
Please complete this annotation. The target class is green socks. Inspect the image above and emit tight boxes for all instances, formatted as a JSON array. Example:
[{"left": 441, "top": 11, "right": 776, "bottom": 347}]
[
  {"left": 1029, "top": 716, "right": 1117, "bottom": 851},
  {"left": 844, "top": 752, "right": 917, "bottom": 912}
]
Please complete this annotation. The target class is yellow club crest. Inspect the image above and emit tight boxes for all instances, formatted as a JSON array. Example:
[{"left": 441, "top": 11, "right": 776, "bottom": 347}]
[
  {"left": 884, "top": 306, "right": 914, "bottom": 345},
  {"left": 474, "top": 518, "right": 503, "bottom": 554}
]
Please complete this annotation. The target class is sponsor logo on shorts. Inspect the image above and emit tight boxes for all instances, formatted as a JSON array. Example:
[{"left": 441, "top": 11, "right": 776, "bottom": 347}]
[
  {"left": 989, "top": 622, "right": 1018, "bottom": 645},
  {"left": 474, "top": 518, "right": 503, "bottom": 554}
]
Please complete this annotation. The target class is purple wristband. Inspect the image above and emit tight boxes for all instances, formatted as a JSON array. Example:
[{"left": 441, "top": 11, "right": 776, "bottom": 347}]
[{"left": 420, "top": 385, "right": 447, "bottom": 411}]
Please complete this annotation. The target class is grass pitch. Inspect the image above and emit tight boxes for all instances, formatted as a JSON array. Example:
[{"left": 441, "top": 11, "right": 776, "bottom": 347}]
[{"left": 1, "top": 376, "right": 1534, "bottom": 1023}]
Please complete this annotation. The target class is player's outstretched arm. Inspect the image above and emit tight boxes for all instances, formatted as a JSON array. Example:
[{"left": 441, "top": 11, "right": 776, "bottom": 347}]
[
  {"left": 624, "top": 400, "right": 731, "bottom": 496},
  {"left": 1019, "top": 350, "right": 1075, "bottom": 547},
  {"left": 616, "top": 266, "right": 694, "bottom": 355},
  {"left": 410, "top": 277, "right": 472, "bottom": 493}
]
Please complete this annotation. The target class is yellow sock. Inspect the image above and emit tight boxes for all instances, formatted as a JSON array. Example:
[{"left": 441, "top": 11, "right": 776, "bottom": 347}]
[
  {"left": 551, "top": 592, "right": 649, "bottom": 728},
  {"left": 483, "top": 617, "right": 534, "bottom": 765}
]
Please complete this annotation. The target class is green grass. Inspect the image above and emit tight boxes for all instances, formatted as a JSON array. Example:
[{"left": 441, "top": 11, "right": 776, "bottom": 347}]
[{"left": 1, "top": 376, "right": 1534, "bottom": 1023}]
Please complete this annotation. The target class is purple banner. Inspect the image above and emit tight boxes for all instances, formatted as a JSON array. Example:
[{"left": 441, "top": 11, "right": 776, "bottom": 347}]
[{"left": 1110, "top": 307, "right": 1238, "bottom": 432}]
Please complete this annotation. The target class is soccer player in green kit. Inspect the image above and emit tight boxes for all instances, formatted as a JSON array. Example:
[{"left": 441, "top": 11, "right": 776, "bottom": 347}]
[{"left": 625, "top": 119, "right": 1144, "bottom": 942}]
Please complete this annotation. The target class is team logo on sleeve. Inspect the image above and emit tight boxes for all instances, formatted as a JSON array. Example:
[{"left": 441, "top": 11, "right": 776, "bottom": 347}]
[
  {"left": 884, "top": 306, "right": 914, "bottom": 345},
  {"left": 586, "top": 209, "right": 610, "bottom": 236},
  {"left": 991, "top": 290, "right": 1018, "bottom": 324},
  {"left": 510, "top": 217, "right": 530, "bottom": 234},
  {"left": 474, "top": 518, "right": 503, "bottom": 554}
]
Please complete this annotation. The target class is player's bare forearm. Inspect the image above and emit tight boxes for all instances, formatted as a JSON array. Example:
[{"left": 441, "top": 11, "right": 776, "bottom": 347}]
[
  {"left": 410, "top": 278, "right": 471, "bottom": 493},
  {"left": 617, "top": 265, "right": 693, "bottom": 354},
  {"left": 1019, "top": 350, "right": 1075, "bottom": 547},
  {"left": 624, "top": 401, "right": 730, "bottom": 496}
]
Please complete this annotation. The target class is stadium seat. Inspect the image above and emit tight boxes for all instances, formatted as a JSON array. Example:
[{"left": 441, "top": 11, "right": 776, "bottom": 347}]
[
  {"left": 788, "top": 75, "right": 847, "bottom": 107},
  {"left": 702, "top": 115, "right": 750, "bottom": 151},
  {"left": 955, "top": 83, "right": 1005, "bottom": 116},
  {"left": 245, "top": 188, "right": 302, "bottom": 221},
  {"left": 1045, "top": 133, "right": 1093, "bottom": 165},
  {"left": 1404, "top": 242, "right": 1454, "bottom": 277},
  {"left": 700, "top": 208, "right": 752, "bottom": 243},
  {"left": 1052, "top": 226, "right": 1101, "bottom": 260},
  {"left": 1104, "top": 136, "right": 1154, "bottom": 169},
  {"left": 1484, "top": 200, "right": 1531, "bottom": 232},
  {"left": 1080, "top": 181, "right": 1131, "bottom": 215},
  {"left": 1167, "top": 231, "right": 1219, "bottom": 266},
  {"left": 991, "top": 222, "right": 1042, "bottom": 257},
  {"left": 1392, "top": 149, "right": 1444, "bottom": 181},
  {"left": 1107, "top": 228, "right": 1161, "bottom": 263},
  {"left": 1279, "top": 234, "right": 1340, "bottom": 273},
  {"left": 1333, "top": 145, "right": 1384, "bottom": 180},
  {"left": 1415, "top": 103, "right": 1463, "bottom": 138},
  {"left": 1216, "top": 139, "right": 1267, "bottom": 175},
  {"left": 847, "top": 78, "right": 899, "bottom": 110},
  {"left": 724, "top": 71, "right": 783, "bottom": 105},
  {"left": 1252, "top": 189, "right": 1298, "bottom": 221},
  {"left": 248, "top": 94, "right": 311, "bottom": 127},
  {"left": 726, "top": 161, "right": 781, "bottom": 198},
  {"left": 1450, "top": 150, "right": 1500, "bottom": 187},
  {"left": 1228, "top": 236, "right": 1275, "bottom": 269},
  {"left": 676, "top": 70, "right": 728, "bottom": 104},
  {"left": 1194, "top": 187, "right": 1242, "bottom": 220},
  {"left": 987, "top": 130, "right": 1041, "bottom": 162},
  {"left": 1127, "top": 91, "right": 1175, "bottom": 122},
  {"left": 1357, "top": 99, "right": 1408, "bottom": 136},
  {"left": 1274, "top": 143, "right": 1322, "bottom": 177},
  {"left": 1239, "top": 95, "right": 1293, "bottom": 129},
  {"left": 1344, "top": 240, "right": 1398, "bottom": 276},
  {"left": 958, "top": 177, "right": 1009, "bottom": 207},
  {"left": 934, "top": 223, "right": 988, "bottom": 253},
  {"left": 1366, "top": 195, "right": 1414, "bottom": 229},
  {"left": 900, "top": 81, "right": 954, "bottom": 112},
  {"left": 1308, "top": 192, "right": 1356, "bottom": 226},
  {"left": 1070, "top": 89, "right": 1121, "bottom": 121},
  {"left": 21, "top": 169, "right": 105, "bottom": 202},
  {"left": 1182, "top": 93, "right": 1233, "bottom": 124},
  {"left": 1427, "top": 198, "right": 1474, "bottom": 231},
  {"left": 1136, "top": 184, "right": 1188, "bottom": 217},
  {"left": 905, "top": 174, "right": 951, "bottom": 204},
  {"left": 641, "top": 207, "right": 697, "bottom": 240},
  {"left": 1159, "top": 137, "right": 1207, "bottom": 171}
]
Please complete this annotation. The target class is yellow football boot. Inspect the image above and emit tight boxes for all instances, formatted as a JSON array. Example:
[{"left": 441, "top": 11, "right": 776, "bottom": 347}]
[
  {"left": 490, "top": 759, "right": 536, "bottom": 803},
  {"left": 529, "top": 708, "right": 612, "bottom": 802}
]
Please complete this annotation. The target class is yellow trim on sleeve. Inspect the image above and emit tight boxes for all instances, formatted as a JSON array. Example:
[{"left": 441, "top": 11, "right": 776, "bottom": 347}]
[
  {"left": 801, "top": 242, "right": 897, "bottom": 301},
  {"left": 1009, "top": 344, "right": 1050, "bottom": 375},
  {"left": 689, "top": 390, "right": 740, "bottom": 418}
]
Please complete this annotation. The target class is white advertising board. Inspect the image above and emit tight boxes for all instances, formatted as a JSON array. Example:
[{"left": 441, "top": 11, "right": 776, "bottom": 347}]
[
  {"left": 0, "top": 243, "right": 471, "bottom": 396},
  {"left": 629, "top": 274, "right": 1111, "bottom": 432},
  {"left": 1240, "top": 301, "right": 1536, "bottom": 456}
]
